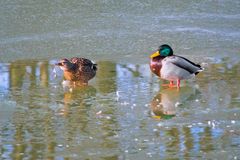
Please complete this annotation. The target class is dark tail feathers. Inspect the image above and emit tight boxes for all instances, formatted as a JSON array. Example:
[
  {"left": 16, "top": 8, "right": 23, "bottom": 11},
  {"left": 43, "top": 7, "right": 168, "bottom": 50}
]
[{"left": 92, "top": 64, "right": 97, "bottom": 71}]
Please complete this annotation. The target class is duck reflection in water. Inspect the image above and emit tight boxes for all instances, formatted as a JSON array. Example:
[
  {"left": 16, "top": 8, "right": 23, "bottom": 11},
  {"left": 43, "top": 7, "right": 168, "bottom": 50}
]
[
  {"left": 150, "top": 86, "right": 200, "bottom": 120},
  {"left": 58, "top": 85, "right": 97, "bottom": 117}
]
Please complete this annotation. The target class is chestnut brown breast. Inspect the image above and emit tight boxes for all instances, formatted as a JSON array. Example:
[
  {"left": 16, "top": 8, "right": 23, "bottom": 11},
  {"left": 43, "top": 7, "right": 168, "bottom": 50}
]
[{"left": 150, "top": 56, "right": 164, "bottom": 77}]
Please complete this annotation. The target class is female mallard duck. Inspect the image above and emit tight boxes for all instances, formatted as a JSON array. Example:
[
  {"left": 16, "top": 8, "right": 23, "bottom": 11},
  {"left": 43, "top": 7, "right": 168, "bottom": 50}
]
[
  {"left": 150, "top": 44, "right": 203, "bottom": 88},
  {"left": 56, "top": 57, "right": 97, "bottom": 85}
]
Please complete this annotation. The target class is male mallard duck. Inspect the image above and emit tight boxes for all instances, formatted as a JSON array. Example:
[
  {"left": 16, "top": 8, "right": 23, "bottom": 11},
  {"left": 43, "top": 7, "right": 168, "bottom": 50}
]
[
  {"left": 55, "top": 57, "right": 97, "bottom": 85},
  {"left": 150, "top": 44, "right": 203, "bottom": 88}
]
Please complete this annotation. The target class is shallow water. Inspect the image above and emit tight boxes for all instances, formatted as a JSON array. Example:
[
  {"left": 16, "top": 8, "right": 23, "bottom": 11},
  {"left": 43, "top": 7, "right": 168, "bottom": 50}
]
[
  {"left": 1, "top": 0, "right": 240, "bottom": 159},
  {"left": 0, "top": 59, "right": 239, "bottom": 159}
]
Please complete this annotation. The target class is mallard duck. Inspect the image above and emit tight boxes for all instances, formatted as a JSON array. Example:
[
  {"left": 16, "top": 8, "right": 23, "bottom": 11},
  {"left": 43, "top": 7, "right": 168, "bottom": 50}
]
[
  {"left": 55, "top": 57, "right": 97, "bottom": 85},
  {"left": 150, "top": 44, "right": 203, "bottom": 88}
]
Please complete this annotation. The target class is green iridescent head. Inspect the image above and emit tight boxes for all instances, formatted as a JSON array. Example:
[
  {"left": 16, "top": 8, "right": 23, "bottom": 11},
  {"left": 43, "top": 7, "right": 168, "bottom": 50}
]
[
  {"left": 159, "top": 44, "right": 173, "bottom": 56},
  {"left": 150, "top": 44, "right": 173, "bottom": 58}
]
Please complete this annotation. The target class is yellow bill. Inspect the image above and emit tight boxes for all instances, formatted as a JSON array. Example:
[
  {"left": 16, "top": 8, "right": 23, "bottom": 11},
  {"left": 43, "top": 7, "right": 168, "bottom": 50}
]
[
  {"left": 150, "top": 51, "right": 160, "bottom": 58},
  {"left": 152, "top": 115, "right": 161, "bottom": 119}
]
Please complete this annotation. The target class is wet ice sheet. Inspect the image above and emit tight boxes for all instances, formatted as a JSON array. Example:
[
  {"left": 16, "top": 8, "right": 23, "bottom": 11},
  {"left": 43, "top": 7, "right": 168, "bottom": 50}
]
[{"left": 0, "top": 58, "right": 239, "bottom": 159}]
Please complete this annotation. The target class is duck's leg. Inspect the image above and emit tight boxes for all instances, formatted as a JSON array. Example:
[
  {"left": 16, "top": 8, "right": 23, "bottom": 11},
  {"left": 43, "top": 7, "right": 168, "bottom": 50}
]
[
  {"left": 177, "top": 79, "right": 181, "bottom": 88},
  {"left": 169, "top": 81, "right": 175, "bottom": 87}
]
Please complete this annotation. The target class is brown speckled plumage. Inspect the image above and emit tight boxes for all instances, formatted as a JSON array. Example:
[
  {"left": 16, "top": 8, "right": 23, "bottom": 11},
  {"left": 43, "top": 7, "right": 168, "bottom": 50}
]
[{"left": 56, "top": 57, "right": 97, "bottom": 84}]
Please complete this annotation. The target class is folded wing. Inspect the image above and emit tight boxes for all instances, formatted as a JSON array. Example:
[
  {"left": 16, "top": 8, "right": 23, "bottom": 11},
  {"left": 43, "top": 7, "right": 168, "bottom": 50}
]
[{"left": 164, "top": 56, "right": 203, "bottom": 75}]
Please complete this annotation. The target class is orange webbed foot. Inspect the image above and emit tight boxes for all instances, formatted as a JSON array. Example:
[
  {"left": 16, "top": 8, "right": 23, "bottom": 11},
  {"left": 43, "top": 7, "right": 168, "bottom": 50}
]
[
  {"left": 162, "top": 81, "right": 177, "bottom": 88},
  {"left": 161, "top": 81, "right": 181, "bottom": 91}
]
